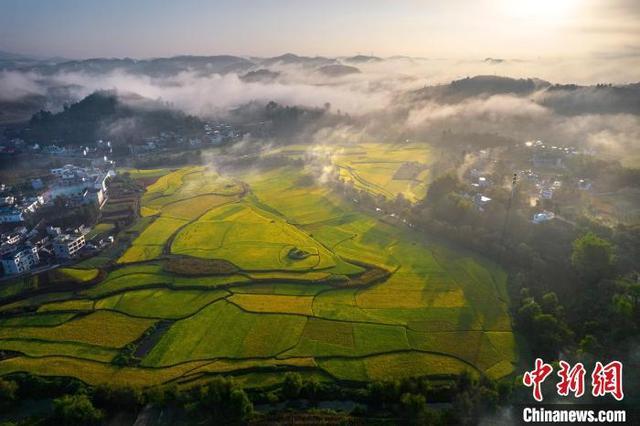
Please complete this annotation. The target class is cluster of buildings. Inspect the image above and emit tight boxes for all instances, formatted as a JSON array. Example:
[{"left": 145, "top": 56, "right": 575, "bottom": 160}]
[
  {"left": 0, "top": 137, "right": 115, "bottom": 161},
  {"left": 0, "top": 162, "right": 117, "bottom": 277},
  {"left": 0, "top": 137, "right": 31, "bottom": 155},
  {"left": 0, "top": 186, "right": 46, "bottom": 224},
  {"left": 48, "top": 164, "right": 114, "bottom": 208},
  {"left": 0, "top": 165, "right": 114, "bottom": 225},
  {"left": 0, "top": 226, "right": 86, "bottom": 276},
  {"left": 466, "top": 169, "right": 493, "bottom": 211},
  {"left": 129, "top": 123, "right": 239, "bottom": 155},
  {"left": 525, "top": 140, "right": 582, "bottom": 170},
  {"left": 518, "top": 139, "right": 596, "bottom": 224},
  {"left": 204, "top": 122, "right": 238, "bottom": 144}
]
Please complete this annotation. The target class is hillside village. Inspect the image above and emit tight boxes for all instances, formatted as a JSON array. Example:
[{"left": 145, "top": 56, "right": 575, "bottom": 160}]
[
  {"left": 0, "top": 162, "right": 115, "bottom": 277},
  {"left": 0, "top": 115, "right": 249, "bottom": 277}
]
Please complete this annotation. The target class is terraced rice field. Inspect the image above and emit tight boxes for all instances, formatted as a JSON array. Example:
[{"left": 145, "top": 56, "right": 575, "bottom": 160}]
[{"left": 0, "top": 146, "right": 516, "bottom": 388}]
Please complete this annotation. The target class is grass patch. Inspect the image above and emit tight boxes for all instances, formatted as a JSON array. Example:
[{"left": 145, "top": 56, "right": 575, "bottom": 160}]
[
  {"left": 52, "top": 268, "right": 99, "bottom": 284},
  {"left": 86, "top": 223, "right": 115, "bottom": 240}
]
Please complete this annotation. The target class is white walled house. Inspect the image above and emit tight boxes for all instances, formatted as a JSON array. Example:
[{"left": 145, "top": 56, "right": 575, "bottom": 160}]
[
  {"left": 52, "top": 233, "right": 86, "bottom": 259},
  {"left": 0, "top": 207, "right": 24, "bottom": 223},
  {"left": 533, "top": 211, "right": 555, "bottom": 224},
  {"left": 47, "top": 165, "right": 113, "bottom": 208},
  {"left": 1, "top": 246, "right": 39, "bottom": 275}
]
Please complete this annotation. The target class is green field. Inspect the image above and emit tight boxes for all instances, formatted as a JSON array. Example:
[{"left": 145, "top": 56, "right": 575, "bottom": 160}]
[{"left": 0, "top": 147, "right": 517, "bottom": 388}]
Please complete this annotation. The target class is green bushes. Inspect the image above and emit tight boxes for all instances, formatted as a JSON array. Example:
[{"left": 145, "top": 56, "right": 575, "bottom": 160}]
[
  {"left": 189, "top": 377, "right": 253, "bottom": 423},
  {"left": 0, "top": 378, "right": 18, "bottom": 410},
  {"left": 52, "top": 394, "right": 103, "bottom": 426}
]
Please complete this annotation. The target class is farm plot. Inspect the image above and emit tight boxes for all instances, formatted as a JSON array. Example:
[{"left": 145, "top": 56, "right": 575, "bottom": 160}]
[
  {"left": 118, "top": 217, "right": 187, "bottom": 263},
  {"left": 143, "top": 300, "right": 307, "bottom": 366},
  {"left": 80, "top": 264, "right": 249, "bottom": 298},
  {"left": 228, "top": 293, "right": 314, "bottom": 316},
  {"left": 283, "top": 319, "right": 411, "bottom": 358},
  {"left": 52, "top": 267, "right": 99, "bottom": 283},
  {"left": 318, "top": 351, "right": 472, "bottom": 382},
  {"left": 0, "top": 312, "right": 77, "bottom": 327},
  {"left": 0, "top": 356, "right": 210, "bottom": 387},
  {"left": 0, "top": 339, "right": 118, "bottom": 362},
  {"left": 94, "top": 288, "right": 229, "bottom": 319},
  {"left": 171, "top": 201, "right": 341, "bottom": 272},
  {"left": 142, "top": 167, "right": 243, "bottom": 215},
  {"left": 331, "top": 142, "right": 434, "bottom": 202},
  {"left": 0, "top": 311, "right": 155, "bottom": 348}
]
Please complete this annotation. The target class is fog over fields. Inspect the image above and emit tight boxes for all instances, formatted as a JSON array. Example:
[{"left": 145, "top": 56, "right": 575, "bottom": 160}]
[{"left": 1, "top": 53, "right": 639, "bottom": 165}]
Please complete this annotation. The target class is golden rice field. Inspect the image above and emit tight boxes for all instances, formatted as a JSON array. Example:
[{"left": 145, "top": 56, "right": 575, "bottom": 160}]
[{"left": 0, "top": 143, "right": 516, "bottom": 388}]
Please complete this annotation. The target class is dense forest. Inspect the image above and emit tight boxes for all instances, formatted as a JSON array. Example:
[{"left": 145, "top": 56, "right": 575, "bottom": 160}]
[{"left": 19, "top": 91, "right": 204, "bottom": 146}]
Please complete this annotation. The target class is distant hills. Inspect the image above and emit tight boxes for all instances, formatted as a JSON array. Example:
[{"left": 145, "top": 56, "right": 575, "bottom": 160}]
[
  {"left": 407, "top": 75, "right": 640, "bottom": 115},
  {"left": 0, "top": 52, "right": 369, "bottom": 78},
  {"left": 410, "top": 75, "right": 551, "bottom": 102},
  {"left": 14, "top": 55, "right": 255, "bottom": 77},
  {"left": 0, "top": 50, "right": 69, "bottom": 69},
  {"left": 1, "top": 52, "right": 638, "bottom": 127}
]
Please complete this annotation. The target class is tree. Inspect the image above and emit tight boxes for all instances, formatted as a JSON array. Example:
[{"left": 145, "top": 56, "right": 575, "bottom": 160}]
[
  {"left": 93, "top": 384, "right": 144, "bottom": 411},
  {"left": 541, "top": 292, "right": 561, "bottom": 316},
  {"left": 571, "top": 232, "right": 614, "bottom": 283},
  {"left": 282, "top": 372, "right": 303, "bottom": 399},
  {"left": 0, "top": 379, "right": 18, "bottom": 409},
  {"left": 515, "top": 295, "right": 572, "bottom": 358},
  {"left": 197, "top": 377, "right": 253, "bottom": 423},
  {"left": 228, "top": 389, "right": 253, "bottom": 421},
  {"left": 400, "top": 393, "right": 434, "bottom": 424},
  {"left": 302, "top": 377, "right": 323, "bottom": 401},
  {"left": 425, "top": 173, "right": 460, "bottom": 204},
  {"left": 52, "top": 394, "right": 103, "bottom": 426},
  {"left": 579, "top": 334, "right": 602, "bottom": 355}
]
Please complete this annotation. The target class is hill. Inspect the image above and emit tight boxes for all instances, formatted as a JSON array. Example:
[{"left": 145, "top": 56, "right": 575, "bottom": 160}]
[
  {"left": 20, "top": 90, "right": 203, "bottom": 145},
  {"left": 240, "top": 69, "right": 280, "bottom": 83},
  {"left": 407, "top": 75, "right": 640, "bottom": 115},
  {"left": 19, "top": 55, "right": 254, "bottom": 77},
  {"left": 317, "top": 64, "right": 361, "bottom": 77}
]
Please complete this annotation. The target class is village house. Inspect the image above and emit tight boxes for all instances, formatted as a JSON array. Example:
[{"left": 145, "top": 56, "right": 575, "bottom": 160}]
[
  {"left": 540, "top": 188, "right": 554, "bottom": 200},
  {"left": 1, "top": 245, "right": 39, "bottom": 275},
  {"left": 31, "top": 178, "right": 44, "bottom": 190},
  {"left": 473, "top": 194, "right": 492, "bottom": 211},
  {"left": 52, "top": 233, "right": 86, "bottom": 259},
  {"left": 0, "top": 195, "right": 15, "bottom": 206},
  {"left": 532, "top": 211, "right": 555, "bottom": 224},
  {"left": 48, "top": 164, "right": 114, "bottom": 208},
  {"left": 578, "top": 179, "right": 592, "bottom": 191},
  {"left": 0, "top": 207, "right": 24, "bottom": 223}
]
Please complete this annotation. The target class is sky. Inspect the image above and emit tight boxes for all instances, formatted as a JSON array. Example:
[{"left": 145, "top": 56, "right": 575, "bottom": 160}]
[{"left": 0, "top": 0, "right": 638, "bottom": 60}]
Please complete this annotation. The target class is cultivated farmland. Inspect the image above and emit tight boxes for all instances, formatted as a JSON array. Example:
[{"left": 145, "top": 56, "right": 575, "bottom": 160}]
[{"left": 0, "top": 144, "right": 517, "bottom": 389}]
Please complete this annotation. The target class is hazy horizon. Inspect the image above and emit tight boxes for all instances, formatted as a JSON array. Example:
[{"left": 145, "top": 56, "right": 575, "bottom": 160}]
[{"left": 1, "top": 0, "right": 639, "bottom": 61}]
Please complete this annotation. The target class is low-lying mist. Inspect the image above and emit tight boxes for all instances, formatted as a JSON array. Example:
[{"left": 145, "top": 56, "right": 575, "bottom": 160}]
[{"left": 1, "top": 53, "right": 639, "bottom": 164}]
